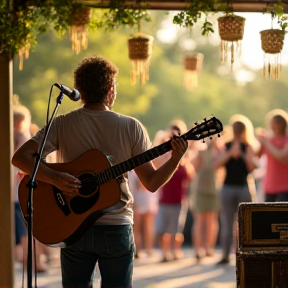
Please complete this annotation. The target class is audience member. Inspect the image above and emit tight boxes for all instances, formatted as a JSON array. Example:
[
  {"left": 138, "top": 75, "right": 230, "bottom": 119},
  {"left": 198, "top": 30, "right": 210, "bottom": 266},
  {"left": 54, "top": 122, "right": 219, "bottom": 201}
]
[
  {"left": 190, "top": 138, "right": 221, "bottom": 261},
  {"left": 257, "top": 109, "right": 288, "bottom": 201},
  {"left": 214, "top": 114, "right": 259, "bottom": 265},
  {"left": 153, "top": 120, "right": 194, "bottom": 262},
  {"left": 13, "top": 106, "right": 47, "bottom": 273},
  {"left": 13, "top": 106, "right": 31, "bottom": 264},
  {"left": 128, "top": 170, "right": 158, "bottom": 258}
]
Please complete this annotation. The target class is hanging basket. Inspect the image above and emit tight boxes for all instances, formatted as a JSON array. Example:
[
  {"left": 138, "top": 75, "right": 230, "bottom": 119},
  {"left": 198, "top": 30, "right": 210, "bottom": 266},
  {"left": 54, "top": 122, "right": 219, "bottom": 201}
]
[
  {"left": 218, "top": 15, "right": 245, "bottom": 41},
  {"left": 184, "top": 54, "right": 204, "bottom": 89},
  {"left": 260, "top": 29, "right": 286, "bottom": 80},
  {"left": 260, "top": 29, "right": 285, "bottom": 54},
  {"left": 218, "top": 15, "right": 245, "bottom": 67},
  {"left": 128, "top": 33, "right": 153, "bottom": 60},
  {"left": 69, "top": 6, "right": 91, "bottom": 54},
  {"left": 184, "top": 53, "right": 204, "bottom": 71},
  {"left": 128, "top": 33, "right": 154, "bottom": 85}
]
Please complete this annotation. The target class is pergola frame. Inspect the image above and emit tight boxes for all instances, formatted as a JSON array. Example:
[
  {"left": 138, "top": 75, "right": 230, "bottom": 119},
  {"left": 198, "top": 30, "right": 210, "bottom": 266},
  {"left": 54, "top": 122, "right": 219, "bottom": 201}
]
[{"left": 78, "top": 0, "right": 288, "bottom": 13}]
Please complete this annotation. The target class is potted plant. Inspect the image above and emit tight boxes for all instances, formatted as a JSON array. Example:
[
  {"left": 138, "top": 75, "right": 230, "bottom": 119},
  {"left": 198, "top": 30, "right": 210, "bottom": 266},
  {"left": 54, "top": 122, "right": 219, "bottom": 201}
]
[
  {"left": 216, "top": 1, "right": 246, "bottom": 67},
  {"left": 261, "top": 3, "right": 287, "bottom": 55},
  {"left": 128, "top": 32, "right": 154, "bottom": 85},
  {"left": 260, "top": 1, "right": 288, "bottom": 79},
  {"left": 217, "top": 13, "right": 245, "bottom": 67},
  {"left": 0, "top": 0, "right": 152, "bottom": 70},
  {"left": 99, "top": 1, "right": 153, "bottom": 85},
  {"left": 68, "top": 4, "right": 92, "bottom": 54},
  {"left": 183, "top": 53, "right": 204, "bottom": 89},
  {"left": 0, "top": 0, "right": 90, "bottom": 69}
]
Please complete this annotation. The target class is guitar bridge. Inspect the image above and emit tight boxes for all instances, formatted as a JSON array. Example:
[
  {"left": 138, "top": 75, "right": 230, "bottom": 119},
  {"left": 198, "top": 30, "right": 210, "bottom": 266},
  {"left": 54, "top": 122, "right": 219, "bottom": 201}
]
[{"left": 53, "top": 186, "right": 71, "bottom": 216}]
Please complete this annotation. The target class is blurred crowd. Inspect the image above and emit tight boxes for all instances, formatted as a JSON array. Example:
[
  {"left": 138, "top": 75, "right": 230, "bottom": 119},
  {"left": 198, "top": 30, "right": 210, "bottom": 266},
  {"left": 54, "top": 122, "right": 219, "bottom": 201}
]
[
  {"left": 128, "top": 109, "right": 288, "bottom": 265},
  {"left": 12, "top": 104, "right": 288, "bottom": 272}
]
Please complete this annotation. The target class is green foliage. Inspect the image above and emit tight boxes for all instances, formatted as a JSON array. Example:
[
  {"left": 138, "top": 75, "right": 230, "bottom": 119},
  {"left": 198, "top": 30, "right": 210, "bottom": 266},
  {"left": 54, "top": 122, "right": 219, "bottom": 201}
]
[
  {"left": 0, "top": 0, "right": 87, "bottom": 56},
  {"left": 0, "top": 0, "right": 152, "bottom": 57},
  {"left": 100, "top": 0, "right": 151, "bottom": 31},
  {"left": 264, "top": 1, "right": 288, "bottom": 30},
  {"left": 172, "top": 0, "right": 215, "bottom": 35}
]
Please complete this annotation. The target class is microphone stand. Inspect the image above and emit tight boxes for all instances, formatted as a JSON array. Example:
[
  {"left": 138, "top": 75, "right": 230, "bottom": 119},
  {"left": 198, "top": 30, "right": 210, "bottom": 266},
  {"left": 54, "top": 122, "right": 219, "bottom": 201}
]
[{"left": 25, "top": 89, "right": 64, "bottom": 288}]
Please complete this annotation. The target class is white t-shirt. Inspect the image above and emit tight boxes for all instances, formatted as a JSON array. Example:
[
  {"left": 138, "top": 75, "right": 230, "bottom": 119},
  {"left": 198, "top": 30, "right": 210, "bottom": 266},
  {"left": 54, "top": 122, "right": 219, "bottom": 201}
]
[{"left": 32, "top": 107, "right": 152, "bottom": 225}]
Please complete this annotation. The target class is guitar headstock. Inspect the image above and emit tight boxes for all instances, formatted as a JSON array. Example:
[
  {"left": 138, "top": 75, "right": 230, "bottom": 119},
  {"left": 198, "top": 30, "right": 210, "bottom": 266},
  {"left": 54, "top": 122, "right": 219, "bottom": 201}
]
[{"left": 183, "top": 116, "right": 223, "bottom": 141}]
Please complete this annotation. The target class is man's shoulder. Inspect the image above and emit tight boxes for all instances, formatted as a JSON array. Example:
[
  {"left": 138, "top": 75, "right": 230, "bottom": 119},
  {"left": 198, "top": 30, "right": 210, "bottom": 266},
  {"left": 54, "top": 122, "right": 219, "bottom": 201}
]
[
  {"left": 116, "top": 112, "right": 137, "bottom": 121},
  {"left": 115, "top": 113, "right": 144, "bottom": 127}
]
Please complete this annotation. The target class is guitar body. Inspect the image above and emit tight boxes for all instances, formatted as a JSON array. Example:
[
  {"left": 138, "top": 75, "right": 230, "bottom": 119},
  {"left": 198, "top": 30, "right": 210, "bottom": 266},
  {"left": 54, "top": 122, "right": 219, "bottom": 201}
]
[{"left": 18, "top": 149, "right": 121, "bottom": 247}]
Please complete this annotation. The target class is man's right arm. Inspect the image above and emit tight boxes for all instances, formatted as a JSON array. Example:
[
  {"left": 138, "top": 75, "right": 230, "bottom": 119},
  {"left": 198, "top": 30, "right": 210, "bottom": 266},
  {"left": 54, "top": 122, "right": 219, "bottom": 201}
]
[{"left": 134, "top": 137, "right": 188, "bottom": 192}]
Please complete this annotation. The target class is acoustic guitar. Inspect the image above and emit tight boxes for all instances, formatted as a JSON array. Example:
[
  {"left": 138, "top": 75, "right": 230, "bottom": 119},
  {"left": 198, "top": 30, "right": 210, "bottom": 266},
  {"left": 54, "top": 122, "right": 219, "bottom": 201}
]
[{"left": 18, "top": 116, "right": 223, "bottom": 247}]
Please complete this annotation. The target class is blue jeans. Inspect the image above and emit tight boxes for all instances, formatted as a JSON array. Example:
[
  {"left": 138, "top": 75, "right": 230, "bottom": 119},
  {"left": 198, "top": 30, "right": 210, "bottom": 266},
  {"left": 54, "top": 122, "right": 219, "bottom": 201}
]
[{"left": 61, "top": 224, "right": 135, "bottom": 288}]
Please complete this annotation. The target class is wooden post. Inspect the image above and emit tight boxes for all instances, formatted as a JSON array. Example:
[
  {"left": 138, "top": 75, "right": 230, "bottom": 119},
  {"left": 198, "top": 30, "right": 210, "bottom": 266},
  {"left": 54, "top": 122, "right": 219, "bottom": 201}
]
[{"left": 0, "top": 52, "right": 14, "bottom": 288}]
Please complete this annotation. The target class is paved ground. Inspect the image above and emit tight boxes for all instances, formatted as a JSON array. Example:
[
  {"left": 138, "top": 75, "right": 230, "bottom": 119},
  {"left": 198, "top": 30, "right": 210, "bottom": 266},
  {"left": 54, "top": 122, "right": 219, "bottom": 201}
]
[{"left": 14, "top": 247, "right": 237, "bottom": 288}]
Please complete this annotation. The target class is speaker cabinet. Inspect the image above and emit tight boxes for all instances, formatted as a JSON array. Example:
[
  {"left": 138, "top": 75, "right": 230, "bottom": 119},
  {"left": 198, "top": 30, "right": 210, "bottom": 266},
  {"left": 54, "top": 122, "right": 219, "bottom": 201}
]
[{"left": 237, "top": 203, "right": 288, "bottom": 288}]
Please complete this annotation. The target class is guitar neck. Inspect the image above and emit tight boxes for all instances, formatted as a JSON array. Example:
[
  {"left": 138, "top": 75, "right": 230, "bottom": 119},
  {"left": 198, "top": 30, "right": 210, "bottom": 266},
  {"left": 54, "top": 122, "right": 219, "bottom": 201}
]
[
  {"left": 96, "top": 139, "right": 174, "bottom": 185},
  {"left": 94, "top": 116, "right": 223, "bottom": 185}
]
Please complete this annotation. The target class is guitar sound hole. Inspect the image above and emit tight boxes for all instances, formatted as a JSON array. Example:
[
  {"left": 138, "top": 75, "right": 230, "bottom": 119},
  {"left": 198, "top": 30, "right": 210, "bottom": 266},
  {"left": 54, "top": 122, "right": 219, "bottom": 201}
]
[{"left": 78, "top": 173, "right": 98, "bottom": 196}]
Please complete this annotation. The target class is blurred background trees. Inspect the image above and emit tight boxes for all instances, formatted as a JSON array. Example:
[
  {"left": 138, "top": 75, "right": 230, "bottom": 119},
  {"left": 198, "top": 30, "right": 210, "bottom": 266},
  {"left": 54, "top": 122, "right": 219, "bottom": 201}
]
[{"left": 13, "top": 10, "right": 288, "bottom": 138}]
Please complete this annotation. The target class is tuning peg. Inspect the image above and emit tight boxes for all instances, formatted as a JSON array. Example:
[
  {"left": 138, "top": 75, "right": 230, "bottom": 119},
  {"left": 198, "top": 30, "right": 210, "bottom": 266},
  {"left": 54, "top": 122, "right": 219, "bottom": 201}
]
[
  {"left": 218, "top": 134, "right": 221, "bottom": 138},
  {"left": 204, "top": 118, "right": 207, "bottom": 121},
  {"left": 194, "top": 122, "right": 198, "bottom": 126},
  {"left": 202, "top": 139, "right": 205, "bottom": 143},
  {"left": 210, "top": 136, "right": 213, "bottom": 140}
]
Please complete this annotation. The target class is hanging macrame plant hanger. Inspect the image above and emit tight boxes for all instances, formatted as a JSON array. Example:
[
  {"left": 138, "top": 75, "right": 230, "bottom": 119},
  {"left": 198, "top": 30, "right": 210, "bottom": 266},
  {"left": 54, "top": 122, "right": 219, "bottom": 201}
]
[
  {"left": 127, "top": 19, "right": 154, "bottom": 85},
  {"left": 218, "top": 13, "right": 245, "bottom": 69},
  {"left": 18, "top": 42, "right": 31, "bottom": 71},
  {"left": 260, "top": 12, "right": 285, "bottom": 80},
  {"left": 183, "top": 53, "right": 204, "bottom": 89},
  {"left": 69, "top": 6, "right": 91, "bottom": 54}
]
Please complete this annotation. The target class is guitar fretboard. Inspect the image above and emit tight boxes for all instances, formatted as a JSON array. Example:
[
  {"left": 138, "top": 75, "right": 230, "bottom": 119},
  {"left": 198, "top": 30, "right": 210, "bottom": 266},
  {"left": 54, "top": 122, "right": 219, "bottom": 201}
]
[{"left": 95, "top": 140, "right": 173, "bottom": 185}]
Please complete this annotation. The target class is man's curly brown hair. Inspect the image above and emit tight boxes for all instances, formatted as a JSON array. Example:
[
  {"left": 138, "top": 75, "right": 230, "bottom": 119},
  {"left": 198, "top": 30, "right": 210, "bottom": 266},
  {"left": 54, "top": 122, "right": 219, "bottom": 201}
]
[{"left": 74, "top": 56, "right": 119, "bottom": 104}]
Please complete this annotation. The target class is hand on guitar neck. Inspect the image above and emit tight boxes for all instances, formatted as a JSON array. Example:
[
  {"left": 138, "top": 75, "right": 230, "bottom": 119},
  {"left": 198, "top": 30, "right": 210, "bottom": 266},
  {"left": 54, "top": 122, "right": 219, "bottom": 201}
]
[{"left": 169, "top": 136, "right": 189, "bottom": 165}]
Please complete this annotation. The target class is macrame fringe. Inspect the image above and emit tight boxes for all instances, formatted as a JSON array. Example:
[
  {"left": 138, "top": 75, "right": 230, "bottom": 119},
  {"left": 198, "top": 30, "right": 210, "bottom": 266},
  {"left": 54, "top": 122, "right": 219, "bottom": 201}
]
[
  {"left": 220, "top": 39, "right": 242, "bottom": 69},
  {"left": 70, "top": 25, "right": 88, "bottom": 54},
  {"left": 131, "top": 58, "right": 151, "bottom": 85},
  {"left": 18, "top": 43, "right": 30, "bottom": 71},
  {"left": 263, "top": 53, "right": 281, "bottom": 80},
  {"left": 184, "top": 70, "right": 198, "bottom": 90}
]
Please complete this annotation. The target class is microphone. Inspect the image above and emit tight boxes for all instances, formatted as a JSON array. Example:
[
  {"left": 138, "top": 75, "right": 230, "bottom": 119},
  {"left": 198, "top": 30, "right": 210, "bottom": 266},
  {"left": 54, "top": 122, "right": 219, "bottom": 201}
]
[{"left": 54, "top": 83, "right": 80, "bottom": 101}]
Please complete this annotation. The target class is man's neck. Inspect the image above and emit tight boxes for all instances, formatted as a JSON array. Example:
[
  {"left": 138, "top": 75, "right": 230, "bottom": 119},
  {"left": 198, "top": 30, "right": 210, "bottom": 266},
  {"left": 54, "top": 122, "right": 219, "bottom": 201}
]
[{"left": 83, "top": 103, "right": 110, "bottom": 111}]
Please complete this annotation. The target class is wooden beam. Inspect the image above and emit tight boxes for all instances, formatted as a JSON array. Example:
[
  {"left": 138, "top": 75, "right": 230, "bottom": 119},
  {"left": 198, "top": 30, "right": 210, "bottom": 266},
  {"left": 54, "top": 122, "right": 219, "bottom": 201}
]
[
  {"left": 0, "top": 52, "right": 14, "bottom": 288},
  {"left": 76, "top": 0, "right": 288, "bottom": 12}
]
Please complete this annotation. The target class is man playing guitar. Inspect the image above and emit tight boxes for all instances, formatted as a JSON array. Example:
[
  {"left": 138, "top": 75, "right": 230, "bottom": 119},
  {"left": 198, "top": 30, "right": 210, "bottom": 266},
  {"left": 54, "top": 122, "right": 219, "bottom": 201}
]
[{"left": 12, "top": 56, "right": 188, "bottom": 288}]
